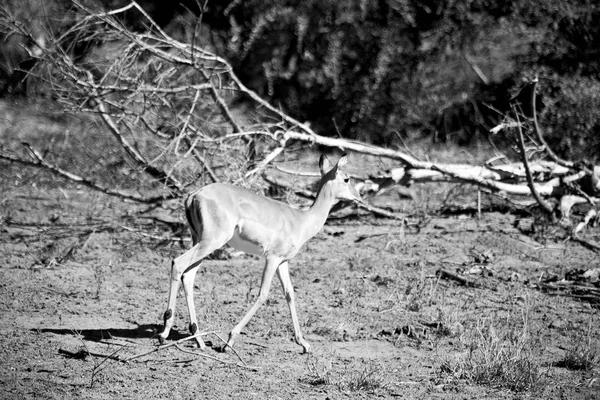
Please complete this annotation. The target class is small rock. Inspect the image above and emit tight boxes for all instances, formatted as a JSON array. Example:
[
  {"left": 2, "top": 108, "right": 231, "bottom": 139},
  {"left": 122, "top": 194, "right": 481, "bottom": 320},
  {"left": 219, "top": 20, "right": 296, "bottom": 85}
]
[
  {"left": 583, "top": 268, "right": 600, "bottom": 283},
  {"left": 549, "top": 319, "right": 566, "bottom": 329}
]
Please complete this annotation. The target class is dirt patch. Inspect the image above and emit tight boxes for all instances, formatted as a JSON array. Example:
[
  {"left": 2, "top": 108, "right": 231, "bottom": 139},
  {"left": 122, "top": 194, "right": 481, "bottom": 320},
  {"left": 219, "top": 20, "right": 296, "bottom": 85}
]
[
  {"left": 1, "top": 99, "right": 599, "bottom": 399},
  {"left": 1, "top": 182, "right": 599, "bottom": 399}
]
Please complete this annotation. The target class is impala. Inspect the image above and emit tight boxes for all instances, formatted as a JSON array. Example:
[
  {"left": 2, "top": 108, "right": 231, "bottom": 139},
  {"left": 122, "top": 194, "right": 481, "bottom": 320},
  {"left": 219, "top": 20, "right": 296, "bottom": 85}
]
[{"left": 158, "top": 153, "right": 359, "bottom": 353}]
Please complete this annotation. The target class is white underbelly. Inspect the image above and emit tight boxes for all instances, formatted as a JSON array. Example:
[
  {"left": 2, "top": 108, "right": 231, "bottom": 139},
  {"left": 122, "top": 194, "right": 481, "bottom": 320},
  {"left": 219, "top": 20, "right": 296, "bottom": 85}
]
[{"left": 227, "top": 230, "right": 264, "bottom": 256}]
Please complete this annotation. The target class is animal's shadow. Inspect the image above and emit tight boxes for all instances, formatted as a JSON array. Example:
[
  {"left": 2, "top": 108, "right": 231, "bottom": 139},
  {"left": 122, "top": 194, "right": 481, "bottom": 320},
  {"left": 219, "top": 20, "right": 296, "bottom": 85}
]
[
  {"left": 33, "top": 325, "right": 188, "bottom": 343},
  {"left": 32, "top": 325, "right": 217, "bottom": 352}
]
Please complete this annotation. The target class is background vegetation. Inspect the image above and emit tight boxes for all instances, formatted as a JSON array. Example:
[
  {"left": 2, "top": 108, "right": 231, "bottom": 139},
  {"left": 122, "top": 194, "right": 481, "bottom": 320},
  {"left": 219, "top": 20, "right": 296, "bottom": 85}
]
[{"left": 2, "top": 0, "right": 599, "bottom": 162}]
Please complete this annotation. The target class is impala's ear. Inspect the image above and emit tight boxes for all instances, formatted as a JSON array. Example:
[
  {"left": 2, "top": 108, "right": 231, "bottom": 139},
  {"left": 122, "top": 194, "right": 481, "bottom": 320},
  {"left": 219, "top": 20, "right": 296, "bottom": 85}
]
[
  {"left": 319, "top": 154, "right": 332, "bottom": 176},
  {"left": 336, "top": 153, "right": 348, "bottom": 169}
]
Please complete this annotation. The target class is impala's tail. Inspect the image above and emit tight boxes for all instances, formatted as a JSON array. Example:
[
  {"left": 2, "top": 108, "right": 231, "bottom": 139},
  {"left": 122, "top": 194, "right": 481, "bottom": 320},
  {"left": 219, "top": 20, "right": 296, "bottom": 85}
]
[{"left": 184, "top": 193, "right": 203, "bottom": 245}]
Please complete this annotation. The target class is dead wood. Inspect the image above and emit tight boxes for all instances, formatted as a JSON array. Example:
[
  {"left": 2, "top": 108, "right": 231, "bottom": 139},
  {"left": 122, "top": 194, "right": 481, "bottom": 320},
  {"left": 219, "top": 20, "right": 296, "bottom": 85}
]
[
  {"left": 569, "top": 236, "right": 600, "bottom": 253},
  {"left": 436, "top": 269, "right": 479, "bottom": 288},
  {"left": 272, "top": 129, "right": 586, "bottom": 205},
  {"left": 537, "top": 282, "right": 600, "bottom": 304},
  {"left": 353, "top": 202, "right": 406, "bottom": 220},
  {"left": 573, "top": 209, "right": 598, "bottom": 235},
  {"left": 536, "top": 266, "right": 600, "bottom": 304},
  {"left": 261, "top": 174, "right": 315, "bottom": 200},
  {"left": 262, "top": 173, "right": 406, "bottom": 220},
  {"left": 212, "top": 332, "right": 247, "bottom": 365},
  {"left": 2, "top": 0, "right": 599, "bottom": 227},
  {"left": 530, "top": 77, "right": 574, "bottom": 169},
  {"left": 174, "top": 345, "right": 258, "bottom": 370},
  {"left": 2, "top": 147, "right": 169, "bottom": 204},
  {"left": 94, "top": 96, "right": 184, "bottom": 193},
  {"left": 59, "top": 348, "right": 126, "bottom": 363},
  {"left": 59, "top": 331, "right": 256, "bottom": 369},
  {"left": 372, "top": 161, "right": 571, "bottom": 188},
  {"left": 124, "top": 332, "right": 214, "bottom": 362},
  {"left": 514, "top": 105, "right": 554, "bottom": 215},
  {"left": 354, "top": 222, "right": 423, "bottom": 243},
  {"left": 560, "top": 195, "right": 591, "bottom": 219}
]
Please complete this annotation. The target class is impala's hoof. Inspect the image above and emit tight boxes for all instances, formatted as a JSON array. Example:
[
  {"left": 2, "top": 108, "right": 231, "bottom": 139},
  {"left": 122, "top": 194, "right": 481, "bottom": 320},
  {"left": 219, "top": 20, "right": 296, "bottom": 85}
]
[
  {"left": 215, "top": 344, "right": 229, "bottom": 353},
  {"left": 158, "top": 336, "right": 166, "bottom": 345},
  {"left": 296, "top": 337, "right": 311, "bottom": 354},
  {"left": 195, "top": 339, "right": 207, "bottom": 351}
]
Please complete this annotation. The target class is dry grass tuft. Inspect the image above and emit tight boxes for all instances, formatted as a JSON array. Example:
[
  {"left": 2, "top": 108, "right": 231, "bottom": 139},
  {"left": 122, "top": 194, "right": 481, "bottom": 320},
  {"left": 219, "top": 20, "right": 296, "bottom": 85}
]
[
  {"left": 439, "top": 316, "right": 546, "bottom": 392},
  {"left": 558, "top": 345, "right": 599, "bottom": 371},
  {"left": 304, "top": 354, "right": 389, "bottom": 394},
  {"left": 557, "top": 319, "right": 599, "bottom": 371}
]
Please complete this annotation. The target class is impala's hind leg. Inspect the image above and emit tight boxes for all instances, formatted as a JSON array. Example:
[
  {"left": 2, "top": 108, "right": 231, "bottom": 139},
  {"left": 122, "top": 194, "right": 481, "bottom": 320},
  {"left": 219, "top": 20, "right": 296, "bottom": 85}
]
[
  {"left": 158, "top": 246, "right": 201, "bottom": 345},
  {"left": 158, "top": 235, "right": 228, "bottom": 345}
]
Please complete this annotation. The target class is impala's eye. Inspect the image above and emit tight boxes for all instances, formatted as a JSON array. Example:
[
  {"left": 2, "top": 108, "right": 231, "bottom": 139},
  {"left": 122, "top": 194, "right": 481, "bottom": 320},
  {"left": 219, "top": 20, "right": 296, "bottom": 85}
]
[{"left": 344, "top": 178, "right": 350, "bottom": 183}]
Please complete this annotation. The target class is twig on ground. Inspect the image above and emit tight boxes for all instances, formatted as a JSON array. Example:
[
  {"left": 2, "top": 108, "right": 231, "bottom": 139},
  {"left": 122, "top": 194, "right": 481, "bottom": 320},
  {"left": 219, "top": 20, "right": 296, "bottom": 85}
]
[
  {"left": 436, "top": 269, "right": 479, "bottom": 288},
  {"left": 213, "top": 332, "right": 247, "bottom": 366},
  {"left": 61, "top": 331, "right": 256, "bottom": 370},
  {"left": 354, "top": 221, "right": 424, "bottom": 242},
  {"left": 98, "top": 338, "right": 145, "bottom": 347},
  {"left": 569, "top": 236, "right": 600, "bottom": 253},
  {"left": 119, "top": 224, "right": 188, "bottom": 243},
  {"left": 355, "top": 232, "right": 392, "bottom": 243},
  {"left": 174, "top": 345, "right": 259, "bottom": 370},
  {"left": 354, "top": 200, "right": 406, "bottom": 220},
  {"left": 58, "top": 347, "right": 126, "bottom": 362},
  {"left": 124, "top": 331, "right": 214, "bottom": 362},
  {"left": 93, "top": 344, "right": 130, "bottom": 380},
  {"left": 536, "top": 281, "right": 600, "bottom": 304}
]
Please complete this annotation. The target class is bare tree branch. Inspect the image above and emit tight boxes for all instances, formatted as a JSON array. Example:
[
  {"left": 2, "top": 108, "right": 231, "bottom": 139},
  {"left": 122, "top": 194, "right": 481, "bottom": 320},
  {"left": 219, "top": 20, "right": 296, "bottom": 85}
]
[
  {"left": 95, "top": 95, "right": 184, "bottom": 193},
  {"left": 530, "top": 76, "right": 574, "bottom": 169},
  {"left": 514, "top": 105, "right": 554, "bottom": 214},
  {"left": 4, "top": 0, "right": 599, "bottom": 226},
  {"left": 11, "top": 143, "right": 168, "bottom": 203},
  {"left": 244, "top": 145, "right": 285, "bottom": 179}
]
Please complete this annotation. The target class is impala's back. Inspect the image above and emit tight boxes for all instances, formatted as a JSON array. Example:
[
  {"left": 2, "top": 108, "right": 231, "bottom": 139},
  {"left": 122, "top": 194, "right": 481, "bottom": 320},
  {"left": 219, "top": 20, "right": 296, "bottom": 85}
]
[{"left": 185, "top": 183, "right": 308, "bottom": 257}]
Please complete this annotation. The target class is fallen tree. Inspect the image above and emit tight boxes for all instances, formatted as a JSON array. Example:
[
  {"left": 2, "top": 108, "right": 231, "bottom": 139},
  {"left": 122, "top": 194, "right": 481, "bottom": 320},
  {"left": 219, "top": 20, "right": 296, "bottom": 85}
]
[{"left": 0, "top": 1, "right": 598, "bottom": 236}]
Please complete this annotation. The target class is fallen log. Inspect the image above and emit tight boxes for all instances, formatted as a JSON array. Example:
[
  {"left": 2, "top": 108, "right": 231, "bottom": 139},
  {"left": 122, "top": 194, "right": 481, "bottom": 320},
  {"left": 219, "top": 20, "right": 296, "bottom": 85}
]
[
  {"left": 536, "top": 282, "right": 600, "bottom": 304},
  {"left": 436, "top": 269, "right": 479, "bottom": 288}
]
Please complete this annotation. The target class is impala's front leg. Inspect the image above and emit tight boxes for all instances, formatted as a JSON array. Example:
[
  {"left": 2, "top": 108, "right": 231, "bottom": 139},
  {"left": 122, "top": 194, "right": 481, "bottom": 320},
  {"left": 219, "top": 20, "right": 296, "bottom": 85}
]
[
  {"left": 224, "top": 255, "right": 282, "bottom": 351},
  {"left": 277, "top": 261, "right": 310, "bottom": 353}
]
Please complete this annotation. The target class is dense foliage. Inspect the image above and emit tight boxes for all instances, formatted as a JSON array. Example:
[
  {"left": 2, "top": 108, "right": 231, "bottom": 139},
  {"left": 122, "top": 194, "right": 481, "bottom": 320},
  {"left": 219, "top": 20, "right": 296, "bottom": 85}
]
[
  {"left": 2, "top": 0, "right": 600, "bottom": 161},
  {"left": 201, "top": 0, "right": 600, "bottom": 160}
]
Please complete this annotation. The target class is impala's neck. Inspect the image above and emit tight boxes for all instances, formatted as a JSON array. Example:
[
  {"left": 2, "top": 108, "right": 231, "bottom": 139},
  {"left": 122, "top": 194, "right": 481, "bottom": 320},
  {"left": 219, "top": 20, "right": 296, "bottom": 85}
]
[{"left": 300, "top": 182, "right": 336, "bottom": 243}]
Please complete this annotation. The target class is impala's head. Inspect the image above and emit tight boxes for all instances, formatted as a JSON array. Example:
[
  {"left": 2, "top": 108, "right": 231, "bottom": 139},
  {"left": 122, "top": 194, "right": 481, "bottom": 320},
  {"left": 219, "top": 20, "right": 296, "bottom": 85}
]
[{"left": 318, "top": 153, "right": 361, "bottom": 203}]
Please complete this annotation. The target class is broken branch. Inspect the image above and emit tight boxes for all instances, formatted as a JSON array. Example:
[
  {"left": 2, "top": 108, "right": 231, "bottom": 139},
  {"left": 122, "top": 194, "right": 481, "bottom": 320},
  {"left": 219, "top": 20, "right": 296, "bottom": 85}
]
[
  {"left": 17, "top": 143, "right": 168, "bottom": 203},
  {"left": 436, "top": 269, "right": 479, "bottom": 288},
  {"left": 514, "top": 105, "right": 554, "bottom": 214}
]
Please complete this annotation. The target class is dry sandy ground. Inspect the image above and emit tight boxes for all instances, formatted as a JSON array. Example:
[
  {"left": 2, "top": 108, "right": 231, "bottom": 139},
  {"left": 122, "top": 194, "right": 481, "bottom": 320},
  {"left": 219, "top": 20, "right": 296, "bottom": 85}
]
[
  {"left": 0, "top": 98, "right": 599, "bottom": 399},
  {"left": 1, "top": 181, "right": 599, "bottom": 399}
]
